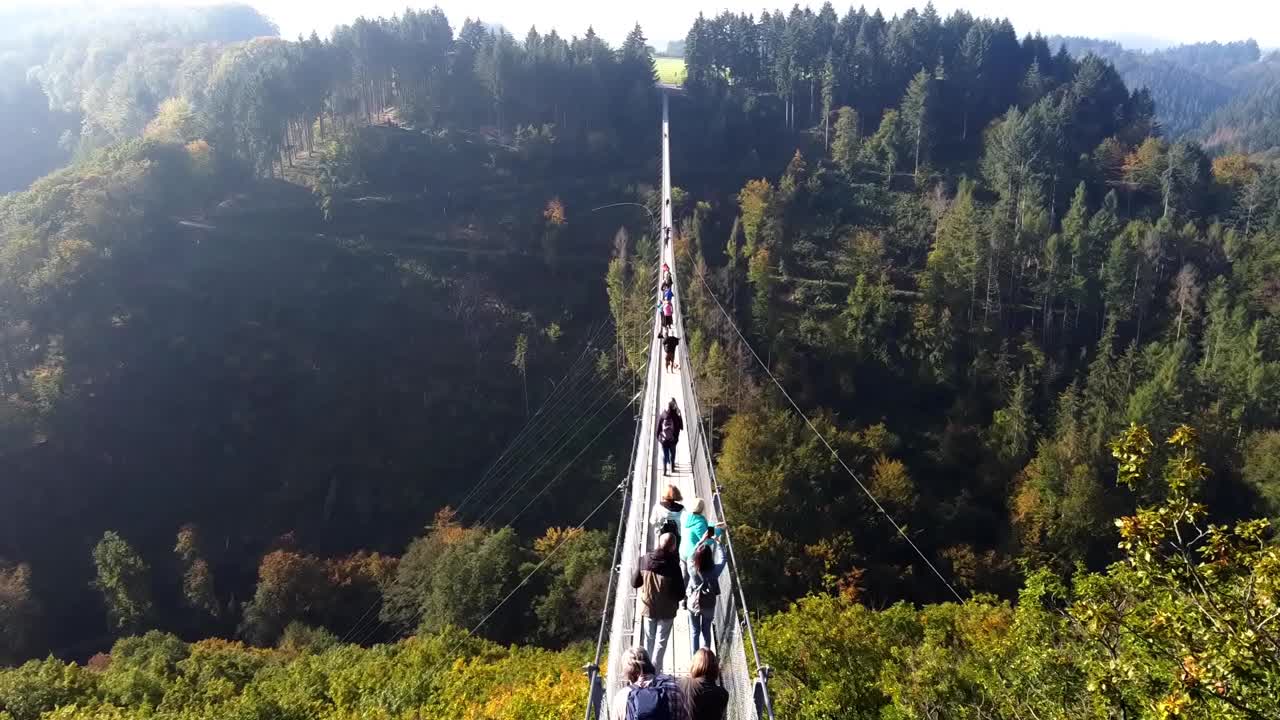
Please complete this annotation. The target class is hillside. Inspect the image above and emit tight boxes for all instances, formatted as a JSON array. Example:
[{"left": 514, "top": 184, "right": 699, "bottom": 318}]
[
  {"left": 1054, "top": 36, "right": 1280, "bottom": 153},
  {"left": 0, "top": 4, "right": 279, "bottom": 192},
  {"left": 2, "top": 3, "right": 1280, "bottom": 719}
]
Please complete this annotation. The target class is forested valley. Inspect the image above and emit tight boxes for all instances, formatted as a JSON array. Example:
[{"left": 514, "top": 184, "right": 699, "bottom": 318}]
[{"left": 2, "top": 3, "right": 1280, "bottom": 719}]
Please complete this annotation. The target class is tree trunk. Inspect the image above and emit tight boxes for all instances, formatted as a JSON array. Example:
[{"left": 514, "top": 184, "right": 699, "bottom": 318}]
[{"left": 913, "top": 124, "right": 921, "bottom": 183}]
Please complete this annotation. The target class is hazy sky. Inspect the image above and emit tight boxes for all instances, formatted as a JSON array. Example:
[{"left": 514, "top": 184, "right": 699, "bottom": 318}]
[{"left": 28, "top": 0, "right": 1280, "bottom": 50}]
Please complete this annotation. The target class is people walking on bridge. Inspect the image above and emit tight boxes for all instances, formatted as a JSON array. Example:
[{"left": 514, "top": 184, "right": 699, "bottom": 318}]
[
  {"left": 657, "top": 399, "right": 683, "bottom": 475},
  {"left": 660, "top": 299, "right": 674, "bottom": 336},
  {"left": 662, "top": 282, "right": 674, "bottom": 305},
  {"left": 631, "top": 532, "right": 686, "bottom": 674},
  {"left": 686, "top": 649, "right": 729, "bottom": 720},
  {"left": 612, "top": 647, "right": 690, "bottom": 720},
  {"left": 650, "top": 484, "right": 683, "bottom": 541},
  {"left": 663, "top": 332, "right": 680, "bottom": 373},
  {"left": 686, "top": 527, "right": 724, "bottom": 656}
]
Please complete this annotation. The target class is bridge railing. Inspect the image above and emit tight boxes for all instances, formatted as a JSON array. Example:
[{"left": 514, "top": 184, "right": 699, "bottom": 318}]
[
  {"left": 600, "top": 260, "right": 664, "bottom": 719},
  {"left": 667, "top": 245, "right": 774, "bottom": 720}
]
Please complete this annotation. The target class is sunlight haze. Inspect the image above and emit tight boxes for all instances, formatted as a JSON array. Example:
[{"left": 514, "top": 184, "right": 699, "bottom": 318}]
[{"left": 18, "top": 0, "right": 1280, "bottom": 49}]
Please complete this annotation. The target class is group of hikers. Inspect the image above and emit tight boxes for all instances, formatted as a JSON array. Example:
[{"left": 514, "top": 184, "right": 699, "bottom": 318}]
[
  {"left": 618, "top": 482, "right": 729, "bottom": 718},
  {"left": 659, "top": 262, "right": 679, "bottom": 373},
  {"left": 610, "top": 646, "right": 728, "bottom": 720},
  {"left": 610, "top": 237, "right": 732, "bottom": 719}
]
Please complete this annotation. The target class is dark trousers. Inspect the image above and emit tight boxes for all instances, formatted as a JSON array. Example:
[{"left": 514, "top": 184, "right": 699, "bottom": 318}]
[{"left": 662, "top": 442, "right": 676, "bottom": 471}]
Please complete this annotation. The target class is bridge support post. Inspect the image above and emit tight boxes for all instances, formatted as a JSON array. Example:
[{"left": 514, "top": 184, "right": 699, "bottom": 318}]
[
  {"left": 583, "top": 663, "right": 605, "bottom": 720},
  {"left": 752, "top": 665, "right": 775, "bottom": 720}
]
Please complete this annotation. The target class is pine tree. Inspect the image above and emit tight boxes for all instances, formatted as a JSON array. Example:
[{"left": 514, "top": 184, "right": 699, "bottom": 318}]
[
  {"left": 900, "top": 69, "right": 934, "bottom": 182},
  {"left": 831, "top": 106, "right": 859, "bottom": 175},
  {"left": 925, "top": 179, "right": 985, "bottom": 321},
  {"left": 1061, "top": 183, "right": 1090, "bottom": 332},
  {"left": 991, "top": 370, "right": 1037, "bottom": 465},
  {"left": 821, "top": 51, "right": 836, "bottom": 149}
]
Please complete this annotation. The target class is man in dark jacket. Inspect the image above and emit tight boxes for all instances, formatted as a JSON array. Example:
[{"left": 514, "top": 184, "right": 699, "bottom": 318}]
[
  {"left": 663, "top": 333, "right": 680, "bottom": 373},
  {"left": 632, "top": 532, "right": 685, "bottom": 672}
]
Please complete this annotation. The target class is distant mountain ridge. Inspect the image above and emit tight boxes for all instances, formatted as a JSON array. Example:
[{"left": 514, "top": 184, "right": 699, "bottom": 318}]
[{"left": 1052, "top": 36, "right": 1280, "bottom": 156}]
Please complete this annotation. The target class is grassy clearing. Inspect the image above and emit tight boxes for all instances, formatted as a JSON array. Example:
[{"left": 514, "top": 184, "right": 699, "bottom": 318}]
[{"left": 655, "top": 56, "right": 686, "bottom": 85}]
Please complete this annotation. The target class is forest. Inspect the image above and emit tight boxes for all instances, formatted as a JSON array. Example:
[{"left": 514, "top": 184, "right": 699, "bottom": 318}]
[
  {"left": 2, "top": 2, "right": 1280, "bottom": 719},
  {"left": 1052, "top": 36, "right": 1280, "bottom": 157}
]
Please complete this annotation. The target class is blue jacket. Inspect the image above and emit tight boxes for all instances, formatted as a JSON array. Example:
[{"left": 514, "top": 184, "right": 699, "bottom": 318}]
[{"left": 680, "top": 511, "right": 723, "bottom": 560}]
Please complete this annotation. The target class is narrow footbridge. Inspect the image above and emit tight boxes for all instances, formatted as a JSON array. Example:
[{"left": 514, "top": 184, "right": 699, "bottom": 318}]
[{"left": 585, "top": 92, "right": 775, "bottom": 720}]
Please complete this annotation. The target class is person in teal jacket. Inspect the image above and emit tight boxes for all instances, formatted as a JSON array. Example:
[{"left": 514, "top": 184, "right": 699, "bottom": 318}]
[{"left": 679, "top": 498, "right": 723, "bottom": 583}]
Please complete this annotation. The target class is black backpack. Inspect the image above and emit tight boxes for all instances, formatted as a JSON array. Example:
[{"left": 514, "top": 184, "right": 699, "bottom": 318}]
[
  {"left": 627, "top": 675, "right": 678, "bottom": 720},
  {"left": 659, "top": 413, "right": 678, "bottom": 443},
  {"left": 656, "top": 512, "right": 679, "bottom": 537}
]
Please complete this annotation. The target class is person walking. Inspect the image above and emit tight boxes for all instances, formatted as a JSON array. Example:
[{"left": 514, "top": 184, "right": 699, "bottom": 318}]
[
  {"left": 686, "top": 649, "right": 729, "bottom": 720},
  {"left": 631, "top": 533, "right": 685, "bottom": 673},
  {"left": 611, "top": 647, "right": 690, "bottom": 720},
  {"left": 660, "top": 299, "right": 674, "bottom": 336},
  {"left": 663, "top": 332, "right": 680, "bottom": 373},
  {"left": 657, "top": 399, "right": 683, "bottom": 476},
  {"left": 679, "top": 498, "right": 724, "bottom": 582},
  {"left": 686, "top": 528, "right": 724, "bottom": 656},
  {"left": 649, "top": 484, "right": 684, "bottom": 540}
]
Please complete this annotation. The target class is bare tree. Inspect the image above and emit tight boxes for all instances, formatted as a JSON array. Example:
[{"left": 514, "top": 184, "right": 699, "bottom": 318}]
[{"left": 1169, "top": 263, "right": 1201, "bottom": 341}]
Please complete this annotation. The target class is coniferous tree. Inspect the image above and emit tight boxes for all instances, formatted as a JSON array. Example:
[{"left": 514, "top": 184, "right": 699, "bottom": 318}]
[{"left": 830, "top": 106, "right": 860, "bottom": 175}]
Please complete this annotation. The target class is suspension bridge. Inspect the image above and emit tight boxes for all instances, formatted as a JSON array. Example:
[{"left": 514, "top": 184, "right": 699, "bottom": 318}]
[{"left": 584, "top": 91, "right": 776, "bottom": 720}]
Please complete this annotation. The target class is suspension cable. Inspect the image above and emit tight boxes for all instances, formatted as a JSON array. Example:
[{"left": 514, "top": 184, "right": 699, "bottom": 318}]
[
  {"left": 474, "top": 383, "right": 627, "bottom": 528},
  {"left": 504, "top": 392, "right": 640, "bottom": 528},
  {"left": 456, "top": 318, "right": 615, "bottom": 515},
  {"left": 465, "top": 360, "right": 622, "bottom": 524},
  {"left": 691, "top": 264, "right": 964, "bottom": 603}
]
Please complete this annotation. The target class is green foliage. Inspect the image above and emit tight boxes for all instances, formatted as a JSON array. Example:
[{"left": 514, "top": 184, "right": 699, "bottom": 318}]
[
  {"left": 381, "top": 517, "right": 527, "bottom": 643},
  {"left": 0, "top": 564, "right": 37, "bottom": 666},
  {"left": 92, "top": 532, "right": 152, "bottom": 636},
  {"left": 0, "top": 630, "right": 585, "bottom": 720},
  {"left": 758, "top": 424, "right": 1280, "bottom": 719}
]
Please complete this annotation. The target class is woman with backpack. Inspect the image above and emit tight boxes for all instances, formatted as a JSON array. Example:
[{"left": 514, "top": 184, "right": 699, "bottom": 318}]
[
  {"left": 649, "top": 483, "right": 684, "bottom": 541},
  {"left": 656, "top": 399, "right": 683, "bottom": 476},
  {"left": 611, "top": 646, "right": 690, "bottom": 720},
  {"left": 686, "top": 527, "right": 724, "bottom": 656}
]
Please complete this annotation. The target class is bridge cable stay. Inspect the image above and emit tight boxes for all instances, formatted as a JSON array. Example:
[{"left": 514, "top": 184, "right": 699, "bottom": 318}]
[
  {"left": 345, "top": 250, "right": 656, "bottom": 644},
  {"left": 350, "top": 370, "right": 635, "bottom": 645},
  {"left": 464, "top": 352, "right": 628, "bottom": 524},
  {"left": 341, "top": 319, "right": 616, "bottom": 645},
  {"left": 465, "top": 235, "right": 660, "bottom": 525},
  {"left": 504, "top": 392, "right": 642, "bottom": 527},
  {"left": 474, "top": 383, "right": 629, "bottom": 527},
  {"left": 455, "top": 317, "right": 617, "bottom": 516},
  {"left": 689, "top": 265, "right": 965, "bottom": 604}
]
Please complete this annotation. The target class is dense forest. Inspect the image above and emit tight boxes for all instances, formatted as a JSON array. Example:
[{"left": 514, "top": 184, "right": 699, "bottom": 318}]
[
  {"left": 3, "top": 2, "right": 1280, "bottom": 719},
  {"left": 1053, "top": 36, "right": 1280, "bottom": 156}
]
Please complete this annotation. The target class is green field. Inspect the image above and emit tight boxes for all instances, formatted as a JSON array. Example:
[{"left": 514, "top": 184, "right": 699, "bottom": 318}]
[{"left": 655, "top": 56, "right": 686, "bottom": 85}]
